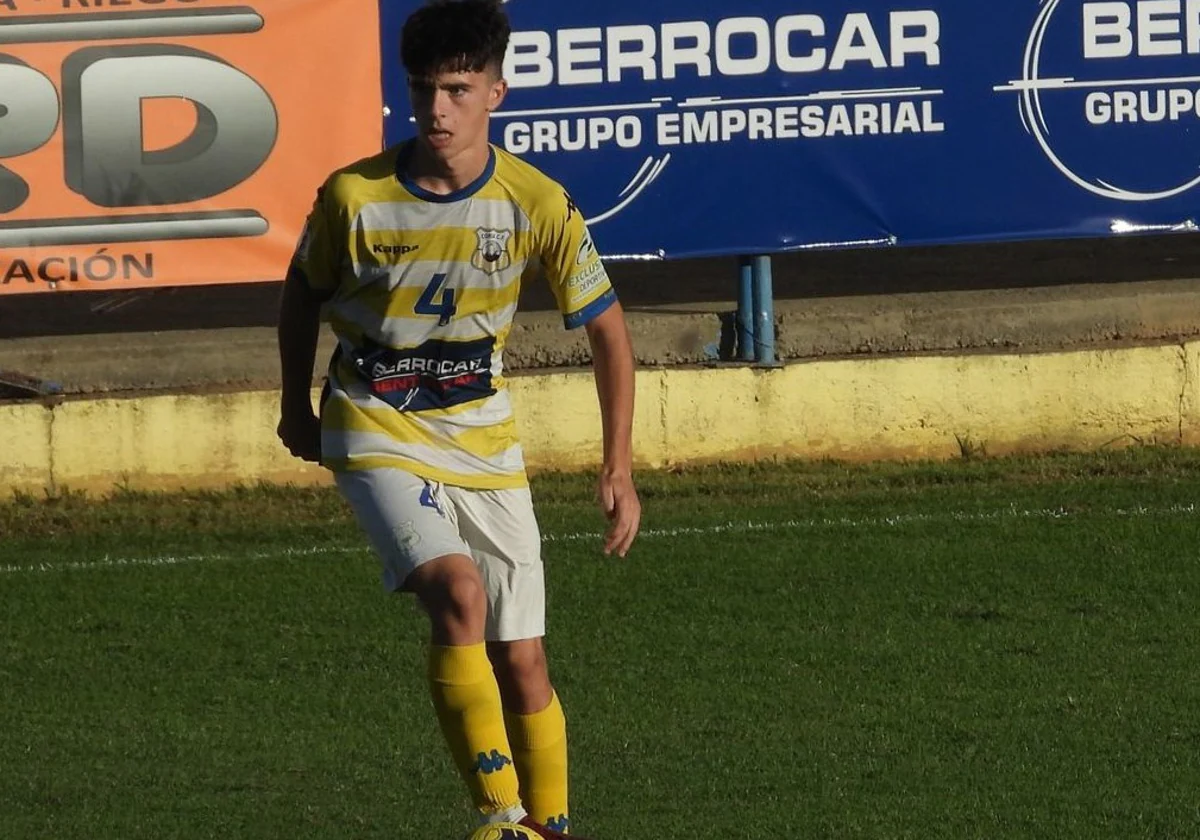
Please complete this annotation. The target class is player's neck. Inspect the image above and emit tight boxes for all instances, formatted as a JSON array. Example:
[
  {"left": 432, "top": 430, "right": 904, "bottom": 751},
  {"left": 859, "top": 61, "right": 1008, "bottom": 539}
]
[{"left": 405, "top": 141, "right": 492, "bottom": 196}]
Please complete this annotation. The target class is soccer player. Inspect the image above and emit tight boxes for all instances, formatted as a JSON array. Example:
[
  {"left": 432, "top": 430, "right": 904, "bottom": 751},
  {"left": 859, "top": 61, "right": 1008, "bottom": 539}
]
[{"left": 275, "top": 1, "right": 640, "bottom": 836}]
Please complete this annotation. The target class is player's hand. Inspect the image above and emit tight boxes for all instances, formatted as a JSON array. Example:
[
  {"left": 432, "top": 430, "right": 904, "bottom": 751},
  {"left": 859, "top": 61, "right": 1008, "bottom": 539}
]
[
  {"left": 277, "top": 402, "right": 322, "bottom": 463},
  {"left": 598, "top": 467, "right": 640, "bottom": 557}
]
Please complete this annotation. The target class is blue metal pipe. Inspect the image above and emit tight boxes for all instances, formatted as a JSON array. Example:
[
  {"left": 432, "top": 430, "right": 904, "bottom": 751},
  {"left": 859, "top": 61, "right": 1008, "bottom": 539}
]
[
  {"left": 752, "top": 255, "right": 777, "bottom": 365},
  {"left": 737, "top": 256, "right": 755, "bottom": 362}
]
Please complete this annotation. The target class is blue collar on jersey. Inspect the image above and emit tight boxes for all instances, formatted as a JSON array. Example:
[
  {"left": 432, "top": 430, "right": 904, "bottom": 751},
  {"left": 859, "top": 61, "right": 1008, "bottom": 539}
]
[{"left": 395, "top": 140, "right": 496, "bottom": 204}]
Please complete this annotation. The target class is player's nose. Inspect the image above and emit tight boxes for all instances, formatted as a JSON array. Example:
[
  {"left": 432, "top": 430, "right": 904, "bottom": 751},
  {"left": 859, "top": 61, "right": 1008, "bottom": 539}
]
[
  {"left": 428, "top": 88, "right": 453, "bottom": 118},
  {"left": 411, "top": 94, "right": 444, "bottom": 123}
]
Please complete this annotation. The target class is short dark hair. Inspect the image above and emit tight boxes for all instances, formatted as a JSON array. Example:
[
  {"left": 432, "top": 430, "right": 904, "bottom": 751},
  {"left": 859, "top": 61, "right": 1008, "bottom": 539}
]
[{"left": 401, "top": 0, "right": 511, "bottom": 78}]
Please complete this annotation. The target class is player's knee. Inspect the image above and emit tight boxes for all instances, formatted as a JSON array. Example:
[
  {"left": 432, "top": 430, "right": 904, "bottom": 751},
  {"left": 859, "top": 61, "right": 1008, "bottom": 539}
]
[
  {"left": 441, "top": 572, "right": 487, "bottom": 621},
  {"left": 425, "top": 574, "right": 486, "bottom": 632},
  {"left": 411, "top": 556, "right": 487, "bottom": 628},
  {"left": 490, "top": 639, "right": 548, "bottom": 685}
]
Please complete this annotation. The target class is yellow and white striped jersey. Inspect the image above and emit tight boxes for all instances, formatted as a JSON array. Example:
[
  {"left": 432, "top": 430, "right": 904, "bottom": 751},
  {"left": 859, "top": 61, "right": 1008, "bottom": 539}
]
[{"left": 290, "top": 142, "right": 616, "bottom": 490}]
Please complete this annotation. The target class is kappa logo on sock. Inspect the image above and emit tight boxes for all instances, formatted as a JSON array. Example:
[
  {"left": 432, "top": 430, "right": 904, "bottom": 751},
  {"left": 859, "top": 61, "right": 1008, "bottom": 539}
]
[
  {"left": 546, "top": 814, "right": 570, "bottom": 833},
  {"left": 472, "top": 750, "right": 513, "bottom": 775}
]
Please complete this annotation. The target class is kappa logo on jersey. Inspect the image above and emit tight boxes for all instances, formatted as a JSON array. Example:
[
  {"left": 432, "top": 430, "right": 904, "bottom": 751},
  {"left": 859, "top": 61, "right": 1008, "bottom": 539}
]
[
  {"left": 372, "top": 243, "right": 420, "bottom": 258},
  {"left": 471, "top": 228, "right": 513, "bottom": 274}
]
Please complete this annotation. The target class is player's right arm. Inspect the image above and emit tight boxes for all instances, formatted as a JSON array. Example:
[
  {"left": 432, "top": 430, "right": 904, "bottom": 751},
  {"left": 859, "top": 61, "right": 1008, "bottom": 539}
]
[
  {"left": 532, "top": 185, "right": 640, "bottom": 556},
  {"left": 277, "top": 183, "right": 341, "bottom": 463}
]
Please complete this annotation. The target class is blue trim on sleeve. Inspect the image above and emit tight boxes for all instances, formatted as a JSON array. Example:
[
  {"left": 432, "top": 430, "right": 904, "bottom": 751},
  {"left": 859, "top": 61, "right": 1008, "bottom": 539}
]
[
  {"left": 396, "top": 141, "right": 496, "bottom": 204},
  {"left": 563, "top": 288, "right": 618, "bottom": 330}
]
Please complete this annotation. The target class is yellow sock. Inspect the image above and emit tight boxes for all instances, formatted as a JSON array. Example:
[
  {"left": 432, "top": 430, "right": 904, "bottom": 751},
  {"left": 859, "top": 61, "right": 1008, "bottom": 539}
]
[
  {"left": 428, "top": 644, "right": 522, "bottom": 817},
  {"left": 505, "top": 692, "right": 570, "bottom": 833}
]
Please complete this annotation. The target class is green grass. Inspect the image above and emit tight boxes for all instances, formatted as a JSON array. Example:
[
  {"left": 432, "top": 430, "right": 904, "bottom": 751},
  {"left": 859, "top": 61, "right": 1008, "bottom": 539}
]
[{"left": 4, "top": 448, "right": 1200, "bottom": 839}]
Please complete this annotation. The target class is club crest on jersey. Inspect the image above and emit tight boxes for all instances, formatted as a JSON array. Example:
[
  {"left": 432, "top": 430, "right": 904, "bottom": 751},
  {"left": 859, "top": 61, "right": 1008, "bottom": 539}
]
[{"left": 472, "top": 228, "right": 512, "bottom": 274}]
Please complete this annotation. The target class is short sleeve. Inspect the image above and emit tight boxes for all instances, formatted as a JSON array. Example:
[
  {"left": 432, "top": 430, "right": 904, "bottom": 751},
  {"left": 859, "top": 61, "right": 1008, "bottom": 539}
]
[
  {"left": 289, "top": 182, "right": 342, "bottom": 299},
  {"left": 538, "top": 189, "right": 618, "bottom": 330}
]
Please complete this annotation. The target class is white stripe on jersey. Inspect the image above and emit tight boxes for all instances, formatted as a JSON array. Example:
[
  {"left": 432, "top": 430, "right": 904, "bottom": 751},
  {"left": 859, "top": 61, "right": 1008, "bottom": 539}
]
[{"left": 355, "top": 199, "right": 532, "bottom": 234}]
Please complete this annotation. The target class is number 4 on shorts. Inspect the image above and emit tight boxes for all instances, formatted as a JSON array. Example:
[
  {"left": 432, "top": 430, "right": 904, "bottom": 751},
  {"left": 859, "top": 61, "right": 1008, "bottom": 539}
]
[{"left": 415, "top": 273, "right": 457, "bottom": 326}]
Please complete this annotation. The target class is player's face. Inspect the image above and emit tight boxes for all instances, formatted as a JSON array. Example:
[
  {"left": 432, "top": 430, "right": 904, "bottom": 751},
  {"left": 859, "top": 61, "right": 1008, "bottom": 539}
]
[{"left": 408, "top": 68, "right": 507, "bottom": 162}]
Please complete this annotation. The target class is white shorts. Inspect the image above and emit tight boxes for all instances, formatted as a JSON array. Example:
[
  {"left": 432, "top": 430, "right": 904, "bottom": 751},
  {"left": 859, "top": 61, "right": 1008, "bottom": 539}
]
[{"left": 334, "top": 468, "right": 545, "bottom": 642}]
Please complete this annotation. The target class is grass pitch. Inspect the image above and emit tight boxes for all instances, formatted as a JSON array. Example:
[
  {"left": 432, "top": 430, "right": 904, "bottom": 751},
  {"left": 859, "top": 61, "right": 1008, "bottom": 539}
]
[{"left": 3, "top": 449, "right": 1200, "bottom": 839}]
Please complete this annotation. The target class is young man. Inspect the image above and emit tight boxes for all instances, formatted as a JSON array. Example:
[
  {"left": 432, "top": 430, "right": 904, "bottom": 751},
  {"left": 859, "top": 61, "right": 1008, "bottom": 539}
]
[{"left": 276, "top": 1, "right": 640, "bottom": 836}]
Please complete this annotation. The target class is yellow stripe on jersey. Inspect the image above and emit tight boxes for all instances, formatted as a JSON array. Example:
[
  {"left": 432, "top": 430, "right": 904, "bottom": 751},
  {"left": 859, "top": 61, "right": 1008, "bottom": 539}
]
[
  {"left": 324, "top": 392, "right": 520, "bottom": 458},
  {"left": 293, "top": 141, "right": 617, "bottom": 489}
]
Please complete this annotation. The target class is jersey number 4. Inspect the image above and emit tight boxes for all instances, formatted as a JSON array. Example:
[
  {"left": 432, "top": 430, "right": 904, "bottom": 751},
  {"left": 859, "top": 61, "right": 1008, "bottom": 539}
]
[{"left": 415, "top": 273, "right": 458, "bottom": 326}]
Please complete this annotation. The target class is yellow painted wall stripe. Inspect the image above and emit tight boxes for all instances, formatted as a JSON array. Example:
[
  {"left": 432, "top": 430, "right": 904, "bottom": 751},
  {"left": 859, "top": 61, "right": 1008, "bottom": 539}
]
[{"left": 2, "top": 341, "right": 1196, "bottom": 495}]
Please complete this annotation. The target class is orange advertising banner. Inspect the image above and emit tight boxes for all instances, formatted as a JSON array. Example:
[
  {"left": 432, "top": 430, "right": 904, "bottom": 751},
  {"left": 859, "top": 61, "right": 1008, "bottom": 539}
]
[{"left": 0, "top": 0, "right": 382, "bottom": 295}]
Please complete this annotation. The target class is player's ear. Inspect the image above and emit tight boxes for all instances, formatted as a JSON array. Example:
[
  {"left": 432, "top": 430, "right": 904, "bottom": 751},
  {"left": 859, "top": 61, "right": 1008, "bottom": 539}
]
[{"left": 488, "top": 77, "right": 509, "bottom": 112}]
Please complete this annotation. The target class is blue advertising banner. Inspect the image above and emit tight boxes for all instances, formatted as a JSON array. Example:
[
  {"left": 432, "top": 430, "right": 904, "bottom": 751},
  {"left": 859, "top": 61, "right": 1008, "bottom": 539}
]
[{"left": 381, "top": 1, "right": 1200, "bottom": 259}]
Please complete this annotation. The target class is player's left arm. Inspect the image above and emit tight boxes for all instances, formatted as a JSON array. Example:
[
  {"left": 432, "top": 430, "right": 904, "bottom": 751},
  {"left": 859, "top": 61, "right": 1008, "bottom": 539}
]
[
  {"left": 585, "top": 301, "right": 641, "bottom": 558},
  {"left": 537, "top": 188, "right": 641, "bottom": 556}
]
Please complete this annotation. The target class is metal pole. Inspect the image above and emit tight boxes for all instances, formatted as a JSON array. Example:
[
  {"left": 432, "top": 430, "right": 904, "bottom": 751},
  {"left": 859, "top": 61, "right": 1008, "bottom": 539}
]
[
  {"left": 752, "top": 255, "right": 777, "bottom": 365},
  {"left": 737, "top": 256, "right": 755, "bottom": 362}
]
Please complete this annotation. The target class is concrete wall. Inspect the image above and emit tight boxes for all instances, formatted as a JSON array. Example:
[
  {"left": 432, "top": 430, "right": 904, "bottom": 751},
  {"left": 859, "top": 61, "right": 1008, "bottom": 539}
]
[{"left": 2, "top": 340, "right": 1197, "bottom": 496}]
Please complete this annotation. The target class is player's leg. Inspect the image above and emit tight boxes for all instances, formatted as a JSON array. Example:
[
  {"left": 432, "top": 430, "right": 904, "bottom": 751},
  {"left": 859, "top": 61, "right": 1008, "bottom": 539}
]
[
  {"left": 334, "top": 469, "right": 525, "bottom": 824},
  {"left": 490, "top": 638, "right": 570, "bottom": 834},
  {"left": 407, "top": 556, "right": 526, "bottom": 823},
  {"left": 448, "top": 485, "right": 572, "bottom": 834},
  {"left": 488, "top": 637, "right": 551, "bottom": 711}
]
